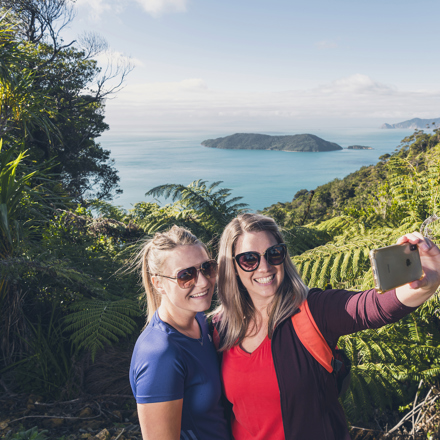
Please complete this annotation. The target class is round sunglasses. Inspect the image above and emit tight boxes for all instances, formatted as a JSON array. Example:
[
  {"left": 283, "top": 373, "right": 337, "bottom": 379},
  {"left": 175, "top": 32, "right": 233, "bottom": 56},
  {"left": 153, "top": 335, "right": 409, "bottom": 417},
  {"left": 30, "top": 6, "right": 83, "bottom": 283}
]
[
  {"left": 155, "top": 259, "right": 218, "bottom": 289},
  {"left": 234, "top": 243, "right": 287, "bottom": 272}
]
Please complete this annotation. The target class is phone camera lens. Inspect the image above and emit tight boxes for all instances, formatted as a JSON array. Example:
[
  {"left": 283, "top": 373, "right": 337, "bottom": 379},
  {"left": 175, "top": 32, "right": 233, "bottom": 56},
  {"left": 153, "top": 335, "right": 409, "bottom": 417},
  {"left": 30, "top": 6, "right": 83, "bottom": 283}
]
[{"left": 410, "top": 244, "right": 417, "bottom": 251}]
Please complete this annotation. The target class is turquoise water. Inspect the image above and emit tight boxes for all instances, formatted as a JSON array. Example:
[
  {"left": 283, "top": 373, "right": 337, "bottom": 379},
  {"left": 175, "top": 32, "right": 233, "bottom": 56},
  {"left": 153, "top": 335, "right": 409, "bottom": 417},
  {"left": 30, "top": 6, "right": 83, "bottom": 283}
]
[{"left": 101, "top": 128, "right": 412, "bottom": 212}]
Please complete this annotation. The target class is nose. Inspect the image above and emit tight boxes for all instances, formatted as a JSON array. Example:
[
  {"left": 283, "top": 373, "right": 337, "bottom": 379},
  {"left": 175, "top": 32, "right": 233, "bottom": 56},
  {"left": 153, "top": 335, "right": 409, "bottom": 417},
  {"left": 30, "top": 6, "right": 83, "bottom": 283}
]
[
  {"left": 257, "top": 254, "right": 272, "bottom": 272},
  {"left": 195, "top": 269, "right": 212, "bottom": 287}
]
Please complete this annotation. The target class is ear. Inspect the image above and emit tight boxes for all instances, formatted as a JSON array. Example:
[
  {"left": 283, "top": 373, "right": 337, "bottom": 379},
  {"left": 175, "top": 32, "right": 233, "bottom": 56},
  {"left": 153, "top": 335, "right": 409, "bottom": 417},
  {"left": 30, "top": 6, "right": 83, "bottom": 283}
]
[{"left": 151, "top": 275, "right": 166, "bottom": 295}]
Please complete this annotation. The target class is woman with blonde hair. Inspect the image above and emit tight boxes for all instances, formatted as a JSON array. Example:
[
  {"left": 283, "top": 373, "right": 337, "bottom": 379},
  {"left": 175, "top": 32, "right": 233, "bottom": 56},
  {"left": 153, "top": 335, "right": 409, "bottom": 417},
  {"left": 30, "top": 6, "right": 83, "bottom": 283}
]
[
  {"left": 129, "top": 225, "right": 230, "bottom": 440},
  {"left": 213, "top": 213, "right": 440, "bottom": 440}
]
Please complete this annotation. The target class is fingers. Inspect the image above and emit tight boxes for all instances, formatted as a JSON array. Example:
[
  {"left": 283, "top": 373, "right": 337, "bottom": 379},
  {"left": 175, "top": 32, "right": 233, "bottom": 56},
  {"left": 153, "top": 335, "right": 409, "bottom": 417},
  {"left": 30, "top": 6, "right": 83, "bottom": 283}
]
[
  {"left": 396, "top": 232, "right": 439, "bottom": 255},
  {"left": 396, "top": 231, "right": 424, "bottom": 245},
  {"left": 419, "top": 237, "right": 433, "bottom": 252},
  {"left": 409, "top": 274, "right": 428, "bottom": 290}
]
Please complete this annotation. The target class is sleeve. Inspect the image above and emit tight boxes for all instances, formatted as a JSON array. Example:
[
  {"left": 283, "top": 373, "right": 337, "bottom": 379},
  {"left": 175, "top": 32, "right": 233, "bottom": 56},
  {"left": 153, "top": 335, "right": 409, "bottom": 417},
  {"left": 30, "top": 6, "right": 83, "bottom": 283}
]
[
  {"left": 307, "top": 288, "right": 418, "bottom": 347},
  {"left": 131, "top": 331, "right": 186, "bottom": 404}
]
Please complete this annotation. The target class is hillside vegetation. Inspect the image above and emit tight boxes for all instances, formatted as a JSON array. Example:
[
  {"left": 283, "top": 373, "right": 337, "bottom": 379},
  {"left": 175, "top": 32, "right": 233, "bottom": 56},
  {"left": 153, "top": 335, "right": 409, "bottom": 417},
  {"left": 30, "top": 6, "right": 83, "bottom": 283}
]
[
  {"left": 263, "top": 130, "right": 440, "bottom": 230},
  {"left": 2, "top": 4, "right": 440, "bottom": 438}
]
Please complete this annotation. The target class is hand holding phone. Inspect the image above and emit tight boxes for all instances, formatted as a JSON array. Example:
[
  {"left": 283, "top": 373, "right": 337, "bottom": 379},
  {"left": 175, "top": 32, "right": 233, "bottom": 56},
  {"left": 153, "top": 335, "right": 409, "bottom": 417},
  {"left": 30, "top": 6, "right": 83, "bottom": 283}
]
[{"left": 369, "top": 242, "right": 423, "bottom": 294}]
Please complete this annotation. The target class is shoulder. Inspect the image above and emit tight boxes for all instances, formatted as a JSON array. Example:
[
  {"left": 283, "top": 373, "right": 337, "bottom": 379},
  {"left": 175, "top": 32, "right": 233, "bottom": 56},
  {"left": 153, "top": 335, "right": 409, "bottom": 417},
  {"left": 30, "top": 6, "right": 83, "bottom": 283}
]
[{"left": 132, "top": 321, "right": 183, "bottom": 368}]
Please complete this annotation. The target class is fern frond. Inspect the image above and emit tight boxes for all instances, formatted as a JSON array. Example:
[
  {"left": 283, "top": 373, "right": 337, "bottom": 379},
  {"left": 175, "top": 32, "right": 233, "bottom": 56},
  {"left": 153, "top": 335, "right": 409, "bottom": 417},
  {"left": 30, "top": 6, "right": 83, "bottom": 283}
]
[{"left": 64, "top": 299, "right": 141, "bottom": 361}]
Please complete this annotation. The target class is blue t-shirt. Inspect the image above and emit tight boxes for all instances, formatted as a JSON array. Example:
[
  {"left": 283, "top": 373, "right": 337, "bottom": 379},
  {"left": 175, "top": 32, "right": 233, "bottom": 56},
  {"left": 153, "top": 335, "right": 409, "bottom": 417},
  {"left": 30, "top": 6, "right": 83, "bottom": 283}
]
[{"left": 130, "top": 311, "right": 230, "bottom": 440}]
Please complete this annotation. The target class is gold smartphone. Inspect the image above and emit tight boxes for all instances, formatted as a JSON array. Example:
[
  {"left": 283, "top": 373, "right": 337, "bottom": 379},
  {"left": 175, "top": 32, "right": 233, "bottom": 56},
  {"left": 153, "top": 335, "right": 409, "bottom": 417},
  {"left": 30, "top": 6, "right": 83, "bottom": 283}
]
[{"left": 369, "top": 242, "right": 423, "bottom": 294}]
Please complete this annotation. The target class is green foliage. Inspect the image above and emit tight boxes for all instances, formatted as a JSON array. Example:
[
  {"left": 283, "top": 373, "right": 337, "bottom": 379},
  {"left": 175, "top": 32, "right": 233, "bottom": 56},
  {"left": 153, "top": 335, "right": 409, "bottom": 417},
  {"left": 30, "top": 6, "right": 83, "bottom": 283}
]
[
  {"left": 262, "top": 160, "right": 389, "bottom": 227},
  {"left": 0, "top": 4, "right": 130, "bottom": 201},
  {"left": 0, "top": 4, "right": 140, "bottom": 400},
  {"left": 1, "top": 1, "right": 440, "bottom": 425},
  {"left": 135, "top": 180, "right": 248, "bottom": 247},
  {"left": 282, "top": 225, "right": 331, "bottom": 256},
  {"left": 386, "top": 150, "right": 440, "bottom": 223},
  {"left": 0, "top": 18, "right": 55, "bottom": 140},
  {"left": 10, "top": 304, "right": 77, "bottom": 399},
  {"left": 292, "top": 218, "right": 420, "bottom": 290},
  {"left": 0, "top": 141, "right": 37, "bottom": 254},
  {"left": 3, "top": 426, "right": 48, "bottom": 440},
  {"left": 339, "top": 300, "right": 440, "bottom": 424},
  {"left": 89, "top": 199, "right": 128, "bottom": 222},
  {"left": 263, "top": 131, "right": 440, "bottom": 228},
  {"left": 64, "top": 299, "right": 140, "bottom": 361},
  {"left": 25, "top": 43, "right": 120, "bottom": 200},
  {"left": 282, "top": 140, "right": 440, "bottom": 426}
]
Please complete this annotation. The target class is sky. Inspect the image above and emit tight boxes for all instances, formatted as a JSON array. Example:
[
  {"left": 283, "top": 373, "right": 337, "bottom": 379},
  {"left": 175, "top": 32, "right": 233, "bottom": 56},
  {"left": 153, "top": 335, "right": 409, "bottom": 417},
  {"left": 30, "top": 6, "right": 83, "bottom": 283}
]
[{"left": 61, "top": 0, "right": 440, "bottom": 133}]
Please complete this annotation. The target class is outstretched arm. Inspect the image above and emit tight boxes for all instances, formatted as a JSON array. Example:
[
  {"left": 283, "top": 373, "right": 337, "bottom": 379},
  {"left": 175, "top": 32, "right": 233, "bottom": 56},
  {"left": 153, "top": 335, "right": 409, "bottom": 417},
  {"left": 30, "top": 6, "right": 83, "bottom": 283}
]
[
  {"left": 137, "top": 399, "right": 183, "bottom": 440},
  {"left": 395, "top": 232, "right": 440, "bottom": 308}
]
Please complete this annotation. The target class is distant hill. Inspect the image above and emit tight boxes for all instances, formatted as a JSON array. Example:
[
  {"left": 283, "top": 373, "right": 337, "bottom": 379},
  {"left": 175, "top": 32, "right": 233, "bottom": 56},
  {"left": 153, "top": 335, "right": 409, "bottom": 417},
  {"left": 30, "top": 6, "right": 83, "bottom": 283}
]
[
  {"left": 347, "top": 145, "right": 373, "bottom": 150},
  {"left": 381, "top": 117, "right": 440, "bottom": 130},
  {"left": 201, "top": 133, "right": 342, "bottom": 152}
]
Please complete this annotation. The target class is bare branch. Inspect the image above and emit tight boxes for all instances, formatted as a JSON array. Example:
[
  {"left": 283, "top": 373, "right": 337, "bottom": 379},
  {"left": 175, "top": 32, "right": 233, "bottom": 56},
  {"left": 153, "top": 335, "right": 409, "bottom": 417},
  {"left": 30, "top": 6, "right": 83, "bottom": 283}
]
[
  {"left": 78, "top": 31, "right": 109, "bottom": 59},
  {"left": 92, "top": 49, "right": 134, "bottom": 99}
]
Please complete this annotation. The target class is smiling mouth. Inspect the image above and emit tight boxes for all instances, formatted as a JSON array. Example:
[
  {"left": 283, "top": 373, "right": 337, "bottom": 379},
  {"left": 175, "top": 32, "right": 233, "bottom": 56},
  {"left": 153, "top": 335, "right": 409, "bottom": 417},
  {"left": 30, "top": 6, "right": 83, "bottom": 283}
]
[
  {"left": 190, "top": 290, "right": 209, "bottom": 298},
  {"left": 255, "top": 274, "right": 275, "bottom": 285}
]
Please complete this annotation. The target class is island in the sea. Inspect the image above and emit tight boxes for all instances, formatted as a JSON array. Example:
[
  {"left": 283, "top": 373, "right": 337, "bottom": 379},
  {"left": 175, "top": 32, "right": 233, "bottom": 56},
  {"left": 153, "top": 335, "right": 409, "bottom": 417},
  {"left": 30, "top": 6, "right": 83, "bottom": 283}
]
[
  {"left": 381, "top": 117, "right": 440, "bottom": 130},
  {"left": 347, "top": 145, "right": 373, "bottom": 150},
  {"left": 201, "top": 133, "right": 342, "bottom": 152}
]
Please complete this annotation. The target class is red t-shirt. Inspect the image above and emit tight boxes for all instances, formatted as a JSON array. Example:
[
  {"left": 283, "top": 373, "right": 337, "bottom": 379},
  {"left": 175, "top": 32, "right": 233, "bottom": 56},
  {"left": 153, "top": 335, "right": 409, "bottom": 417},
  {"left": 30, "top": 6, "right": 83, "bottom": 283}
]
[{"left": 221, "top": 336, "right": 285, "bottom": 439}]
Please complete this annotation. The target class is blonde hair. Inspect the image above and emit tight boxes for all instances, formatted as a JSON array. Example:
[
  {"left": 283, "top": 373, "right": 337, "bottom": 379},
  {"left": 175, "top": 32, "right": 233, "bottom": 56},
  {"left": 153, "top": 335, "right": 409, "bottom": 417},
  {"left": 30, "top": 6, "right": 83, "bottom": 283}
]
[
  {"left": 136, "top": 225, "right": 209, "bottom": 323},
  {"left": 213, "top": 213, "right": 308, "bottom": 350}
]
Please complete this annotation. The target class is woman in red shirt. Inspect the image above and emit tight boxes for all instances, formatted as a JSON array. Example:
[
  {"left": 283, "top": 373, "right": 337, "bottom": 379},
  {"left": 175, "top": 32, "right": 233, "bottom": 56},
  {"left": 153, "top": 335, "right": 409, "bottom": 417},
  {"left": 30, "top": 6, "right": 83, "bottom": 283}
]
[{"left": 213, "top": 213, "right": 440, "bottom": 440}]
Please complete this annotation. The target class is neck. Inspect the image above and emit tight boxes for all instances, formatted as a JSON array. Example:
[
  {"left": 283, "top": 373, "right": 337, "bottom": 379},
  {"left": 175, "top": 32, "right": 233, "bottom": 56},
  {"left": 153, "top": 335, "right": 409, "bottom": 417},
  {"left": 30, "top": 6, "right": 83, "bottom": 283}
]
[
  {"left": 253, "top": 297, "right": 272, "bottom": 317},
  {"left": 246, "top": 302, "right": 271, "bottom": 338},
  {"left": 158, "top": 304, "right": 200, "bottom": 338}
]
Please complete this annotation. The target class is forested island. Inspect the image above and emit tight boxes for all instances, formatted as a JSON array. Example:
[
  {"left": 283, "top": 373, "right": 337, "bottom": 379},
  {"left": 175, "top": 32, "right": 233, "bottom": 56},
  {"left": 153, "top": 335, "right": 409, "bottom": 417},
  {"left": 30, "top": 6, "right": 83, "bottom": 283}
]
[
  {"left": 201, "top": 133, "right": 343, "bottom": 152},
  {"left": 3, "top": 2, "right": 440, "bottom": 439}
]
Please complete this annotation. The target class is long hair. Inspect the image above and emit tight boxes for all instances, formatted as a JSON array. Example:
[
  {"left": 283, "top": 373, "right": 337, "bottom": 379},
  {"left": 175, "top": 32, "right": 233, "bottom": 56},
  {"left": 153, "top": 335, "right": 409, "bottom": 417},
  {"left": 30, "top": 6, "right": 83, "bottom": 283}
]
[
  {"left": 213, "top": 213, "right": 308, "bottom": 350},
  {"left": 135, "top": 225, "right": 209, "bottom": 323}
]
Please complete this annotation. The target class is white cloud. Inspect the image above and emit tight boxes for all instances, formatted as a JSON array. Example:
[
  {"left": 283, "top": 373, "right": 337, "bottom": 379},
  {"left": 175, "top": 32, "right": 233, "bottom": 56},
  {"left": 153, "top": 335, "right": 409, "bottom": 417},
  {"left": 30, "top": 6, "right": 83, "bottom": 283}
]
[
  {"left": 134, "top": 0, "right": 188, "bottom": 16},
  {"left": 316, "top": 74, "right": 395, "bottom": 94},
  {"left": 74, "top": 0, "right": 188, "bottom": 20},
  {"left": 107, "top": 74, "right": 440, "bottom": 130},
  {"left": 74, "top": 0, "right": 114, "bottom": 20},
  {"left": 95, "top": 50, "right": 145, "bottom": 67},
  {"left": 315, "top": 40, "right": 338, "bottom": 50},
  {"left": 120, "top": 78, "right": 208, "bottom": 99}
]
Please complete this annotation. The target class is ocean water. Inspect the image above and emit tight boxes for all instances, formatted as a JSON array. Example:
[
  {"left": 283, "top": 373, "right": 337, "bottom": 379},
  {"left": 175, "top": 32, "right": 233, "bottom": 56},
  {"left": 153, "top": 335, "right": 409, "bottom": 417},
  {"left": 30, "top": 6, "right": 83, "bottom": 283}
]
[{"left": 101, "top": 128, "right": 413, "bottom": 212}]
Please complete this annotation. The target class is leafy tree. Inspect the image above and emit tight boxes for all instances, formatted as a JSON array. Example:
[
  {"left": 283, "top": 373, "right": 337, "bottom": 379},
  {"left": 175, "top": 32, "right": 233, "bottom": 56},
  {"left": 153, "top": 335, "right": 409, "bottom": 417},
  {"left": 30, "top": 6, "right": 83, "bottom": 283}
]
[
  {"left": 1, "top": 2, "right": 132, "bottom": 201},
  {"left": 0, "top": 11, "right": 138, "bottom": 395}
]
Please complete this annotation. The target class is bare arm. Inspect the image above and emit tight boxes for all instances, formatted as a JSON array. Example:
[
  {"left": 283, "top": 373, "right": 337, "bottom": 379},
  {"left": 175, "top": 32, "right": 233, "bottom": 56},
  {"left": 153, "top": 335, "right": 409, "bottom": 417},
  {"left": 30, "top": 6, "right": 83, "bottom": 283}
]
[
  {"left": 395, "top": 232, "right": 440, "bottom": 307},
  {"left": 137, "top": 399, "right": 183, "bottom": 440}
]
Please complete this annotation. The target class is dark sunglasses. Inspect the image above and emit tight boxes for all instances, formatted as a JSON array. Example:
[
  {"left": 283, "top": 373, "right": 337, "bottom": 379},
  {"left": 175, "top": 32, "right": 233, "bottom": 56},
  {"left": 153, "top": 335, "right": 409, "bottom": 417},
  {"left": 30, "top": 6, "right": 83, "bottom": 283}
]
[
  {"left": 155, "top": 259, "right": 218, "bottom": 289},
  {"left": 234, "top": 243, "right": 287, "bottom": 272}
]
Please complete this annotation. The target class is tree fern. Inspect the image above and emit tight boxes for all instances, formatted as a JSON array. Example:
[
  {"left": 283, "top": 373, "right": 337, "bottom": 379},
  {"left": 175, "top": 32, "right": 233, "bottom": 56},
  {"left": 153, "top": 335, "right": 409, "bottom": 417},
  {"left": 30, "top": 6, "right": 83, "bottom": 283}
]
[
  {"left": 282, "top": 225, "right": 331, "bottom": 256},
  {"left": 337, "top": 305, "right": 440, "bottom": 425},
  {"left": 146, "top": 180, "right": 248, "bottom": 230},
  {"left": 130, "top": 180, "right": 248, "bottom": 248},
  {"left": 293, "top": 218, "right": 423, "bottom": 290},
  {"left": 64, "top": 299, "right": 140, "bottom": 361}
]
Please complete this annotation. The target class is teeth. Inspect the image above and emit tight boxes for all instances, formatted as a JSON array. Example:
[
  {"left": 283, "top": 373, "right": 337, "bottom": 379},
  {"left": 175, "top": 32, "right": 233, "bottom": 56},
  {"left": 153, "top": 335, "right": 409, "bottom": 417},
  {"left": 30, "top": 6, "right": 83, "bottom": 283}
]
[
  {"left": 190, "top": 291, "right": 208, "bottom": 298},
  {"left": 255, "top": 275, "right": 274, "bottom": 284}
]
